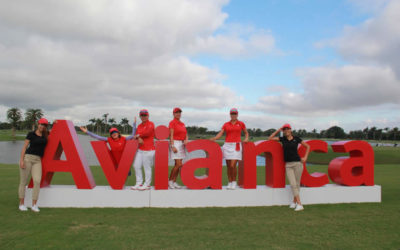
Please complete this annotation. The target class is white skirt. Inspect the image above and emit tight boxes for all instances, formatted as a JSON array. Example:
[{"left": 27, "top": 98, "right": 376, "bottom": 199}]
[
  {"left": 222, "top": 142, "right": 242, "bottom": 160},
  {"left": 170, "top": 140, "right": 186, "bottom": 160}
]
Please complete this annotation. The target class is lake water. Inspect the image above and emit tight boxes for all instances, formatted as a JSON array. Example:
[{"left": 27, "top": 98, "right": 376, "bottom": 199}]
[{"left": 0, "top": 134, "right": 267, "bottom": 165}]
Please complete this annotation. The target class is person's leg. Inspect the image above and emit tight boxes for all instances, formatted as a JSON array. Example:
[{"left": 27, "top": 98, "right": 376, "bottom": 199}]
[
  {"left": 286, "top": 162, "right": 299, "bottom": 199},
  {"left": 293, "top": 162, "right": 304, "bottom": 205},
  {"left": 18, "top": 156, "right": 33, "bottom": 205},
  {"left": 31, "top": 157, "right": 42, "bottom": 206},
  {"left": 231, "top": 160, "right": 238, "bottom": 182},
  {"left": 133, "top": 151, "right": 143, "bottom": 186},
  {"left": 226, "top": 160, "right": 232, "bottom": 182},
  {"left": 143, "top": 151, "right": 155, "bottom": 187},
  {"left": 172, "top": 159, "right": 183, "bottom": 182}
]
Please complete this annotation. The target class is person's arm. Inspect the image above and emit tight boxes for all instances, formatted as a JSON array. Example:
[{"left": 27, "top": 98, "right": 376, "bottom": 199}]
[
  {"left": 184, "top": 133, "right": 189, "bottom": 145},
  {"left": 210, "top": 129, "right": 224, "bottom": 141},
  {"left": 80, "top": 126, "right": 107, "bottom": 141},
  {"left": 300, "top": 140, "right": 310, "bottom": 163},
  {"left": 170, "top": 128, "right": 178, "bottom": 153},
  {"left": 243, "top": 128, "right": 249, "bottom": 142},
  {"left": 268, "top": 128, "right": 282, "bottom": 141},
  {"left": 126, "top": 118, "right": 137, "bottom": 140},
  {"left": 19, "top": 139, "right": 30, "bottom": 169}
]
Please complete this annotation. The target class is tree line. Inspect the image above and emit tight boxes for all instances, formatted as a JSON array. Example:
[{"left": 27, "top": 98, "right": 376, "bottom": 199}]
[
  {"left": 185, "top": 125, "right": 399, "bottom": 141},
  {"left": 3, "top": 108, "right": 399, "bottom": 141}
]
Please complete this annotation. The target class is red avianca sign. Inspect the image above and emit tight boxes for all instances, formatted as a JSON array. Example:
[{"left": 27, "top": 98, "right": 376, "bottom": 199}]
[{"left": 30, "top": 120, "right": 374, "bottom": 190}]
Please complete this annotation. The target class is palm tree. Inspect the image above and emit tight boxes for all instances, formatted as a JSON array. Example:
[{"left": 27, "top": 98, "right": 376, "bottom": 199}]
[
  {"left": 120, "top": 117, "right": 129, "bottom": 134},
  {"left": 7, "top": 107, "right": 22, "bottom": 140},
  {"left": 25, "top": 108, "right": 44, "bottom": 130},
  {"left": 89, "top": 118, "right": 96, "bottom": 131},
  {"left": 108, "top": 118, "right": 116, "bottom": 127},
  {"left": 95, "top": 118, "right": 103, "bottom": 134},
  {"left": 102, "top": 113, "right": 109, "bottom": 134}
]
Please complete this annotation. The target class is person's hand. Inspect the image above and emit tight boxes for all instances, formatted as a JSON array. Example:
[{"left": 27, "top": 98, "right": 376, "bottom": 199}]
[
  {"left": 300, "top": 157, "right": 307, "bottom": 163},
  {"left": 171, "top": 146, "right": 178, "bottom": 153},
  {"left": 184, "top": 139, "right": 189, "bottom": 145},
  {"left": 134, "top": 117, "right": 136, "bottom": 124},
  {"left": 19, "top": 159, "right": 25, "bottom": 169},
  {"left": 138, "top": 138, "right": 144, "bottom": 145},
  {"left": 243, "top": 138, "right": 249, "bottom": 143},
  {"left": 80, "top": 126, "right": 88, "bottom": 133},
  {"left": 210, "top": 137, "right": 215, "bottom": 141}
]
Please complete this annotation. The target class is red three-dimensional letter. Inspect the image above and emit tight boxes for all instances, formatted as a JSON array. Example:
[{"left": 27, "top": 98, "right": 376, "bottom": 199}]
[
  {"left": 32, "top": 120, "right": 95, "bottom": 189},
  {"left": 154, "top": 125, "right": 170, "bottom": 190},
  {"left": 180, "top": 140, "right": 222, "bottom": 189},
  {"left": 328, "top": 140, "right": 374, "bottom": 186},
  {"left": 91, "top": 140, "right": 138, "bottom": 189},
  {"left": 238, "top": 140, "right": 285, "bottom": 188},
  {"left": 297, "top": 140, "right": 329, "bottom": 187}
]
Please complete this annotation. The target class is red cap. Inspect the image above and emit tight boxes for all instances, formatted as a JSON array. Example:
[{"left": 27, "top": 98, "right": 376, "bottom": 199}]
[
  {"left": 38, "top": 118, "right": 49, "bottom": 125},
  {"left": 109, "top": 127, "right": 119, "bottom": 134},
  {"left": 230, "top": 108, "right": 238, "bottom": 114},
  {"left": 173, "top": 107, "right": 182, "bottom": 113},
  {"left": 282, "top": 123, "right": 291, "bottom": 129},
  {"left": 139, "top": 109, "right": 149, "bottom": 116}
]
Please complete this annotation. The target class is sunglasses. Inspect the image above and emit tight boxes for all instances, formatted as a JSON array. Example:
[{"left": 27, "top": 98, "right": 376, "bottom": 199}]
[
  {"left": 140, "top": 114, "right": 148, "bottom": 117},
  {"left": 39, "top": 123, "right": 48, "bottom": 127},
  {"left": 282, "top": 127, "right": 291, "bottom": 130},
  {"left": 110, "top": 131, "right": 119, "bottom": 135}
]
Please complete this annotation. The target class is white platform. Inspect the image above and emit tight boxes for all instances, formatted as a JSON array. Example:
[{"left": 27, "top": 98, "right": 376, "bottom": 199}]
[{"left": 24, "top": 184, "right": 381, "bottom": 208}]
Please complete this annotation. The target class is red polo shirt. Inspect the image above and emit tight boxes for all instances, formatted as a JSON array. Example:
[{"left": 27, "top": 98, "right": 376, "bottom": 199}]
[
  {"left": 222, "top": 120, "right": 246, "bottom": 142},
  {"left": 169, "top": 119, "right": 187, "bottom": 140},
  {"left": 136, "top": 121, "right": 155, "bottom": 151},
  {"left": 107, "top": 136, "right": 126, "bottom": 165}
]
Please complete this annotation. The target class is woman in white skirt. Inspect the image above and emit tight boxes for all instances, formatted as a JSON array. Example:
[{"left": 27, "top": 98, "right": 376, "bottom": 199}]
[
  {"left": 210, "top": 108, "right": 249, "bottom": 189},
  {"left": 168, "top": 107, "right": 188, "bottom": 189}
]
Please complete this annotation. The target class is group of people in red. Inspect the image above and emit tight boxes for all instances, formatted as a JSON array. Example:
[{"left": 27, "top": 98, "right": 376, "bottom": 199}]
[{"left": 18, "top": 107, "right": 310, "bottom": 212}]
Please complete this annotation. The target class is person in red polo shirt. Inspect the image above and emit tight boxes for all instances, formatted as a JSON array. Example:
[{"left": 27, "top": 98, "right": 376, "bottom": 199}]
[
  {"left": 131, "top": 109, "right": 155, "bottom": 191},
  {"left": 80, "top": 118, "right": 137, "bottom": 166},
  {"left": 210, "top": 108, "right": 249, "bottom": 190},
  {"left": 168, "top": 107, "right": 188, "bottom": 189}
]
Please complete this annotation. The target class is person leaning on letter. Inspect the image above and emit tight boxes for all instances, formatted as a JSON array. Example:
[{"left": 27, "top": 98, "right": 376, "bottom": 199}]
[{"left": 269, "top": 124, "right": 310, "bottom": 211}]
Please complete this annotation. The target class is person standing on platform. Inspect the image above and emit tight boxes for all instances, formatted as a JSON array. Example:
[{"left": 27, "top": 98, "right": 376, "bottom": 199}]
[
  {"left": 168, "top": 107, "right": 188, "bottom": 189},
  {"left": 269, "top": 123, "right": 310, "bottom": 211},
  {"left": 210, "top": 108, "right": 249, "bottom": 190},
  {"left": 131, "top": 109, "right": 155, "bottom": 191},
  {"left": 18, "top": 118, "right": 50, "bottom": 212}
]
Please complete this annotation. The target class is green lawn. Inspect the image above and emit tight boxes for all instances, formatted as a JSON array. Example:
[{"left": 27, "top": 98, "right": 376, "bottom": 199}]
[
  {"left": 0, "top": 129, "right": 29, "bottom": 141},
  {"left": 0, "top": 163, "right": 399, "bottom": 249}
]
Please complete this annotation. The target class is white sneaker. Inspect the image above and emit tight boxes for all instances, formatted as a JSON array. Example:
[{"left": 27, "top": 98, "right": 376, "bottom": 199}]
[
  {"left": 227, "top": 182, "right": 232, "bottom": 190},
  {"left": 138, "top": 185, "right": 151, "bottom": 191},
  {"left": 289, "top": 202, "right": 297, "bottom": 209},
  {"left": 31, "top": 205, "right": 40, "bottom": 213},
  {"left": 173, "top": 182, "right": 182, "bottom": 189},
  {"left": 19, "top": 205, "right": 28, "bottom": 211},
  {"left": 130, "top": 184, "right": 142, "bottom": 190},
  {"left": 231, "top": 181, "right": 237, "bottom": 190},
  {"left": 294, "top": 204, "right": 304, "bottom": 211},
  {"left": 169, "top": 180, "right": 175, "bottom": 189}
]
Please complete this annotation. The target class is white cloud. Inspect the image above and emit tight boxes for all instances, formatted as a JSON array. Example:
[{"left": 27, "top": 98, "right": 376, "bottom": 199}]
[
  {"left": 0, "top": 0, "right": 278, "bottom": 124},
  {"left": 254, "top": 0, "right": 400, "bottom": 117}
]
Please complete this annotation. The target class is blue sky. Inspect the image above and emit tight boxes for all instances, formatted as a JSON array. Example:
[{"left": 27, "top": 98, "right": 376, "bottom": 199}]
[{"left": 192, "top": 0, "right": 371, "bottom": 103}]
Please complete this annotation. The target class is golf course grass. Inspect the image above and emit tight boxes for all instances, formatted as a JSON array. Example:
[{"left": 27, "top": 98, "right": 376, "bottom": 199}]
[{"left": 0, "top": 160, "right": 399, "bottom": 249}]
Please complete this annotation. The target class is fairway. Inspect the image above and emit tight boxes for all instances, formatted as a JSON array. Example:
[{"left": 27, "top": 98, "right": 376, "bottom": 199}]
[{"left": 1, "top": 163, "right": 399, "bottom": 249}]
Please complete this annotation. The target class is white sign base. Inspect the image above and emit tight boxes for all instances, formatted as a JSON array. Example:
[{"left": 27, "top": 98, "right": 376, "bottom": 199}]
[{"left": 24, "top": 184, "right": 381, "bottom": 208}]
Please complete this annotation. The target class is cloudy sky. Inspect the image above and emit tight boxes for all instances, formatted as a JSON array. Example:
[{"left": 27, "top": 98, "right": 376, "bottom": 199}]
[{"left": 0, "top": 0, "right": 399, "bottom": 131}]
